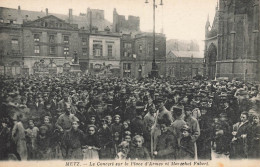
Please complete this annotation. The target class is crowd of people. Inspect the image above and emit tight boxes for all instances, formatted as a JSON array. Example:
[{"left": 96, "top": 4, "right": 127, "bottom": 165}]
[{"left": 0, "top": 73, "right": 259, "bottom": 161}]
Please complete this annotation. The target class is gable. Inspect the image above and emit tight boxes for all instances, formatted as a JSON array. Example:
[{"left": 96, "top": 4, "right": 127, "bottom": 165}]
[
  {"left": 23, "top": 15, "right": 77, "bottom": 30},
  {"left": 167, "top": 51, "right": 177, "bottom": 58}
]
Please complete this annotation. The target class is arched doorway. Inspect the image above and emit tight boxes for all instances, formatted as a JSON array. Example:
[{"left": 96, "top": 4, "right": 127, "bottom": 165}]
[{"left": 207, "top": 44, "right": 217, "bottom": 79}]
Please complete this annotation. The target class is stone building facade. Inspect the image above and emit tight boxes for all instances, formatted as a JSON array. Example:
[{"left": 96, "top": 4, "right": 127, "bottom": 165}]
[
  {"left": 166, "top": 51, "right": 204, "bottom": 79},
  {"left": 0, "top": 6, "right": 112, "bottom": 75},
  {"left": 120, "top": 34, "right": 135, "bottom": 77},
  {"left": 0, "top": 6, "right": 166, "bottom": 78},
  {"left": 204, "top": 0, "right": 259, "bottom": 81},
  {"left": 0, "top": 15, "right": 81, "bottom": 75},
  {"left": 134, "top": 32, "right": 166, "bottom": 78},
  {"left": 88, "top": 29, "right": 121, "bottom": 76},
  {"left": 22, "top": 15, "right": 80, "bottom": 74}
]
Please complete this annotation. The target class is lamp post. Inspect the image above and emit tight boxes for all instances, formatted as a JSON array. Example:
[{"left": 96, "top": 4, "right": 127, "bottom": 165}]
[{"left": 145, "top": 0, "right": 163, "bottom": 78}]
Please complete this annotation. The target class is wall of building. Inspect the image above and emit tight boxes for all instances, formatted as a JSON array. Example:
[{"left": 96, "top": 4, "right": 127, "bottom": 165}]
[
  {"left": 22, "top": 27, "right": 80, "bottom": 74},
  {"left": 0, "top": 24, "right": 24, "bottom": 75},
  {"left": 120, "top": 34, "right": 135, "bottom": 77},
  {"left": 88, "top": 33, "right": 121, "bottom": 74},
  {"left": 134, "top": 33, "right": 166, "bottom": 77},
  {"left": 205, "top": 0, "right": 259, "bottom": 81},
  {"left": 166, "top": 57, "right": 204, "bottom": 79}
]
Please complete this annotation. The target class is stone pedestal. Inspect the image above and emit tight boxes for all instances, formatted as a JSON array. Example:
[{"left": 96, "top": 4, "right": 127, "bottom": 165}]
[{"left": 69, "top": 63, "right": 81, "bottom": 73}]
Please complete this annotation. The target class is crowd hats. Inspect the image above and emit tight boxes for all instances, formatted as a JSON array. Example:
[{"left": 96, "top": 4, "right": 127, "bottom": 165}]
[{"left": 172, "top": 106, "right": 183, "bottom": 118}]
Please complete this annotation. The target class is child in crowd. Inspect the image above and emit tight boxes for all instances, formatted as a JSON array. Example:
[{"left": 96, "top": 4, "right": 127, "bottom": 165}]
[
  {"left": 123, "top": 131, "right": 132, "bottom": 144},
  {"left": 42, "top": 116, "right": 53, "bottom": 135},
  {"left": 127, "top": 135, "right": 150, "bottom": 160},
  {"left": 178, "top": 125, "right": 195, "bottom": 160},
  {"left": 121, "top": 121, "right": 131, "bottom": 138},
  {"left": 35, "top": 125, "right": 51, "bottom": 160},
  {"left": 111, "top": 115, "right": 122, "bottom": 135},
  {"left": 82, "top": 125, "right": 100, "bottom": 160},
  {"left": 25, "top": 120, "right": 39, "bottom": 160}
]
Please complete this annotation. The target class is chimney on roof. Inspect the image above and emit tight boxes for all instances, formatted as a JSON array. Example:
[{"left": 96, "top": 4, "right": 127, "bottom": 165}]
[
  {"left": 69, "top": 9, "right": 73, "bottom": 23},
  {"left": 89, "top": 9, "right": 92, "bottom": 33},
  {"left": 18, "top": 6, "right": 21, "bottom": 15},
  {"left": 46, "top": 8, "right": 48, "bottom": 16}
]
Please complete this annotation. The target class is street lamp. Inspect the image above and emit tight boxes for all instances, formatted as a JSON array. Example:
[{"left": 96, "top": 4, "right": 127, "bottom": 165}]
[{"left": 145, "top": 0, "right": 163, "bottom": 78}]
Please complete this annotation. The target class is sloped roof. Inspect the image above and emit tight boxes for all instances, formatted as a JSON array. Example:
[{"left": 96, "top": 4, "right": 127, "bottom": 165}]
[
  {"left": 0, "top": 7, "right": 112, "bottom": 31},
  {"left": 167, "top": 50, "right": 204, "bottom": 59},
  {"left": 166, "top": 51, "right": 177, "bottom": 59}
]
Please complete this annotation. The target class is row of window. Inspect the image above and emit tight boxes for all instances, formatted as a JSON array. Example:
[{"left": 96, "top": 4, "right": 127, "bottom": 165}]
[
  {"left": 40, "top": 21, "right": 64, "bottom": 28},
  {"left": 12, "top": 39, "right": 157, "bottom": 58},
  {"left": 33, "top": 46, "right": 88, "bottom": 56},
  {"left": 34, "top": 46, "right": 70, "bottom": 55},
  {"left": 138, "top": 44, "right": 158, "bottom": 54},
  {"left": 34, "top": 34, "right": 69, "bottom": 43},
  {"left": 33, "top": 34, "right": 89, "bottom": 46}
]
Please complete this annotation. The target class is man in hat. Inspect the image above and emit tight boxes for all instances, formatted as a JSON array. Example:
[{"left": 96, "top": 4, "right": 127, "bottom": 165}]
[
  {"left": 169, "top": 107, "right": 186, "bottom": 146},
  {"left": 184, "top": 105, "right": 200, "bottom": 159},
  {"left": 215, "top": 113, "right": 231, "bottom": 155},
  {"left": 124, "top": 98, "right": 137, "bottom": 122},
  {"left": 103, "top": 101, "right": 114, "bottom": 118},
  {"left": 144, "top": 106, "right": 157, "bottom": 133},
  {"left": 155, "top": 97, "right": 173, "bottom": 125},
  {"left": 0, "top": 118, "right": 11, "bottom": 160},
  {"left": 61, "top": 120, "right": 84, "bottom": 160},
  {"left": 98, "top": 118, "right": 114, "bottom": 159},
  {"left": 29, "top": 95, "right": 44, "bottom": 126},
  {"left": 74, "top": 101, "right": 87, "bottom": 131},
  {"left": 57, "top": 95, "right": 70, "bottom": 115},
  {"left": 49, "top": 93, "right": 58, "bottom": 118},
  {"left": 153, "top": 120, "right": 177, "bottom": 159},
  {"left": 55, "top": 103, "right": 79, "bottom": 132},
  {"left": 165, "top": 93, "right": 175, "bottom": 111},
  {"left": 130, "top": 103, "right": 146, "bottom": 136},
  {"left": 196, "top": 105, "right": 213, "bottom": 160},
  {"left": 150, "top": 97, "right": 173, "bottom": 153}
]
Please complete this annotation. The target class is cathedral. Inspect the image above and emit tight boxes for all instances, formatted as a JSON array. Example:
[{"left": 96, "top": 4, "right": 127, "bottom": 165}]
[{"left": 204, "top": 0, "right": 259, "bottom": 81}]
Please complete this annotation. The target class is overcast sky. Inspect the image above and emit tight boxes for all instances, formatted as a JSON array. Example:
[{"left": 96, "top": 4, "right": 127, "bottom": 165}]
[{"left": 1, "top": 0, "right": 218, "bottom": 51}]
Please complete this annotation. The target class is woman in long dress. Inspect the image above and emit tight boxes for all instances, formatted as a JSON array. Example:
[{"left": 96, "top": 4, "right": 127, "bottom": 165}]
[
  {"left": 12, "top": 114, "right": 27, "bottom": 160},
  {"left": 82, "top": 125, "right": 100, "bottom": 159}
]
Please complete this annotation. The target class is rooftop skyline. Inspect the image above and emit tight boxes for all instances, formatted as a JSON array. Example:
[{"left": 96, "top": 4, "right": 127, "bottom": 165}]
[{"left": 0, "top": 0, "right": 218, "bottom": 51}]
